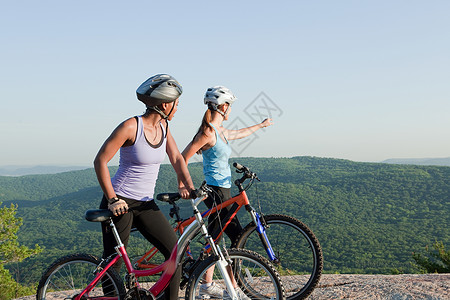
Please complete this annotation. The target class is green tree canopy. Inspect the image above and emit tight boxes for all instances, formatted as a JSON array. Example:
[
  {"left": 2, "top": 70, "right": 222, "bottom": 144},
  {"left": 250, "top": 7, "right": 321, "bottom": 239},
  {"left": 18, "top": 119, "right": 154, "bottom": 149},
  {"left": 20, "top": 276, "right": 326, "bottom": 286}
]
[{"left": 0, "top": 202, "right": 42, "bottom": 299}]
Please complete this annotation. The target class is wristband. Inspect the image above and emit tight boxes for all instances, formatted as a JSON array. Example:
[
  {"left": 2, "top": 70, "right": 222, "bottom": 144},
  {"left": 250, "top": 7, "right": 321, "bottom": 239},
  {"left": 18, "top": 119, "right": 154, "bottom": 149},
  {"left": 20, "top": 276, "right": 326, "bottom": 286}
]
[{"left": 108, "top": 197, "right": 120, "bottom": 204}]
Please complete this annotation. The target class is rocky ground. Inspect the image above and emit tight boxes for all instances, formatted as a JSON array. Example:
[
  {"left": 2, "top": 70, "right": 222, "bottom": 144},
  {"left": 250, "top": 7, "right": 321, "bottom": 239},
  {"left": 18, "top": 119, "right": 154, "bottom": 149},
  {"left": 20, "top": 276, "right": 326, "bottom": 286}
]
[
  {"left": 16, "top": 273, "right": 450, "bottom": 300},
  {"left": 307, "top": 273, "right": 449, "bottom": 300}
]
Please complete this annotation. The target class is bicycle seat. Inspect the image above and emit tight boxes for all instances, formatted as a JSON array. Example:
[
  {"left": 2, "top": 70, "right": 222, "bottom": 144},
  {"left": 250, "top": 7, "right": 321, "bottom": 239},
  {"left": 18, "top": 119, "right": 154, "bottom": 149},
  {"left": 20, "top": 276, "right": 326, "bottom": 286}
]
[
  {"left": 85, "top": 209, "right": 114, "bottom": 222},
  {"left": 156, "top": 193, "right": 181, "bottom": 203}
]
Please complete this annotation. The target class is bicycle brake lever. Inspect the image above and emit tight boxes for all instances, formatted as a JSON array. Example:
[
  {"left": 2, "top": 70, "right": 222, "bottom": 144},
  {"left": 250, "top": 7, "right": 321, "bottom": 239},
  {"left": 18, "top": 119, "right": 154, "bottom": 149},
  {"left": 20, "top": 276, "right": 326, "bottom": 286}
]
[
  {"left": 190, "top": 187, "right": 209, "bottom": 199},
  {"left": 198, "top": 181, "right": 212, "bottom": 193}
]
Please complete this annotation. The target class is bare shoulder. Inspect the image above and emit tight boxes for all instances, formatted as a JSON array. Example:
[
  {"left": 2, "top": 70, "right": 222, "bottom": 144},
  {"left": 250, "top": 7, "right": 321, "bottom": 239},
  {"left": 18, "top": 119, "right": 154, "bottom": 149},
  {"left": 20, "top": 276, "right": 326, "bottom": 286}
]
[
  {"left": 122, "top": 116, "right": 138, "bottom": 127},
  {"left": 203, "top": 126, "right": 215, "bottom": 137},
  {"left": 220, "top": 125, "right": 231, "bottom": 135},
  {"left": 108, "top": 117, "right": 138, "bottom": 145},
  {"left": 199, "top": 127, "right": 216, "bottom": 142},
  {"left": 117, "top": 117, "right": 138, "bottom": 132},
  {"left": 197, "top": 127, "right": 216, "bottom": 150}
]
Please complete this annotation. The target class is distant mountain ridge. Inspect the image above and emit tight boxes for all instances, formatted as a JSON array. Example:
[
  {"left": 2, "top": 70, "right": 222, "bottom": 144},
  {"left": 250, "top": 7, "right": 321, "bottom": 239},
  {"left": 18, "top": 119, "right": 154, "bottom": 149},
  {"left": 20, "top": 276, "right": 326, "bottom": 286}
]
[
  {"left": 0, "top": 165, "right": 90, "bottom": 176},
  {"left": 1, "top": 156, "right": 450, "bottom": 176},
  {"left": 382, "top": 157, "right": 450, "bottom": 166}
]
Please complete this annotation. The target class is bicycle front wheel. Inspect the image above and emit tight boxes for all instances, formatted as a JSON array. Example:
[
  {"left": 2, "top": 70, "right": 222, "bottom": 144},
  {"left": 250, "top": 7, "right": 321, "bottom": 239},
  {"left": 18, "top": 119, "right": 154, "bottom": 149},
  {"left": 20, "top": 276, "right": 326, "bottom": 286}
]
[
  {"left": 36, "top": 253, "right": 126, "bottom": 300},
  {"left": 185, "top": 248, "right": 285, "bottom": 300},
  {"left": 233, "top": 214, "right": 323, "bottom": 300}
]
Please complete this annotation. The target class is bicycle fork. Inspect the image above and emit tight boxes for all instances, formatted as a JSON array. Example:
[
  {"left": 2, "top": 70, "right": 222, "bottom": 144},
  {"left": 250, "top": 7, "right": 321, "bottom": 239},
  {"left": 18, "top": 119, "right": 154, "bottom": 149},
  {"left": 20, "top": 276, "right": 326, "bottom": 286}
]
[
  {"left": 248, "top": 209, "right": 279, "bottom": 264},
  {"left": 193, "top": 201, "right": 238, "bottom": 300}
]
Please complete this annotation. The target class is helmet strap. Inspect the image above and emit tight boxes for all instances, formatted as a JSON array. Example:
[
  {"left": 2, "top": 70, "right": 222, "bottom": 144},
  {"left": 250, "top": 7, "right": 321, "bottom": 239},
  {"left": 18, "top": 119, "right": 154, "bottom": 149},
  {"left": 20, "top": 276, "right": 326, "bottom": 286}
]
[
  {"left": 208, "top": 103, "right": 228, "bottom": 118},
  {"left": 222, "top": 105, "right": 230, "bottom": 117},
  {"left": 167, "top": 102, "right": 175, "bottom": 118},
  {"left": 149, "top": 100, "right": 175, "bottom": 120},
  {"left": 148, "top": 104, "right": 174, "bottom": 138},
  {"left": 147, "top": 106, "right": 169, "bottom": 120}
]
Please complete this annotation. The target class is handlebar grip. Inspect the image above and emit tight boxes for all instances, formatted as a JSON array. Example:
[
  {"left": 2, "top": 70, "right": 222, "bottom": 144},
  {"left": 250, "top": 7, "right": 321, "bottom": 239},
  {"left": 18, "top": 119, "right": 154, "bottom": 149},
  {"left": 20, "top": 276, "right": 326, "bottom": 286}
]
[
  {"left": 156, "top": 193, "right": 181, "bottom": 203},
  {"left": 190, "top": 189, "right": 200, "bottom": 199},
  {"left": 233, "top": 162, "right": 245, "bottom": 170}
]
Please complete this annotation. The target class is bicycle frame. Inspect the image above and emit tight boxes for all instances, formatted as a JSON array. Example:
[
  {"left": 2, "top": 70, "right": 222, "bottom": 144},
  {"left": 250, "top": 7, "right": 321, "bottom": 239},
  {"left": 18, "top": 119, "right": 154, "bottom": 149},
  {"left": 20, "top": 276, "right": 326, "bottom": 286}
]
[
  {"left": 78, "top": 192, "right": 238, "bottom": 300},
  {"left": 137, "top": 188, "right": 277, "bottom": 270}
]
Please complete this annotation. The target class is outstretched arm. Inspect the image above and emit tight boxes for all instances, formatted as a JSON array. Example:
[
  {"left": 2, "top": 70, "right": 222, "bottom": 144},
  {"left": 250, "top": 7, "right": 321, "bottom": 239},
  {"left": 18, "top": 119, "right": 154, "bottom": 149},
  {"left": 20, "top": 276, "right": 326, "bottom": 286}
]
[{"left": 223, "top": 118, "right": 273, "bottom": 141}]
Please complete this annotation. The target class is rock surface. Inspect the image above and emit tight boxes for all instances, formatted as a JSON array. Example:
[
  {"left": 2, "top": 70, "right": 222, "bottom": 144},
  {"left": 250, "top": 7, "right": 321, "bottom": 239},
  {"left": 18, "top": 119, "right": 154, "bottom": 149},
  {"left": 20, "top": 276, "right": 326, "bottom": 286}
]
[
  {"left": 308, "top": 274, "right": 449, "bottom": 300},
  {"left": 16, "top": 273, "right": 450, "bottom": 300}
]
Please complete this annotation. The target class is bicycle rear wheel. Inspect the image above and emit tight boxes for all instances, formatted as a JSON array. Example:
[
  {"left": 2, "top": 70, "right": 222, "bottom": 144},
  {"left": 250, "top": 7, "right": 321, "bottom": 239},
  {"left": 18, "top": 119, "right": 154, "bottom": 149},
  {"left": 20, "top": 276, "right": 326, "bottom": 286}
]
[
  {"left": 185, "top": 248, "right": 285, "bottom": 300},
  {"left": 36, "top": 253, "right": 126, "bottom": 300},
  {"left": 233, "top": 214, "right": 323, "bottom": 300}
]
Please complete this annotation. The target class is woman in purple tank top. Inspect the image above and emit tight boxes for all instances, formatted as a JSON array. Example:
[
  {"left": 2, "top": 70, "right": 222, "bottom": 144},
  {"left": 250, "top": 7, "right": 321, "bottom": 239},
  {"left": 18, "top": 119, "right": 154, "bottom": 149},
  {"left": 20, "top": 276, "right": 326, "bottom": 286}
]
[{"left": 94, "top": 74, "right": 195, "bottom": 300}]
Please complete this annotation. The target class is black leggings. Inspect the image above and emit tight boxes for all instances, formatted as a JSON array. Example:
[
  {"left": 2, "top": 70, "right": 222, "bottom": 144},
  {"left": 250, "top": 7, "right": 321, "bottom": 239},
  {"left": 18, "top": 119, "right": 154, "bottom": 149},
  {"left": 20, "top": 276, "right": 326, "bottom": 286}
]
[
  {"left": 204, "top": 185, "right": 243, "bottom": 246},
  {"left": 100, "top": 196, "right": 180, "bottom": 300}
]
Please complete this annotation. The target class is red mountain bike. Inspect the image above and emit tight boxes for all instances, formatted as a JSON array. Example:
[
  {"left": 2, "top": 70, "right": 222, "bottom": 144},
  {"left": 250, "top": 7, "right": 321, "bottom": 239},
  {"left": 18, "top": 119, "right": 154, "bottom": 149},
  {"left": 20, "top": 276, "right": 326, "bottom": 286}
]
[{"left": 36, "top": 183, "right": 285, "bottom": 300}]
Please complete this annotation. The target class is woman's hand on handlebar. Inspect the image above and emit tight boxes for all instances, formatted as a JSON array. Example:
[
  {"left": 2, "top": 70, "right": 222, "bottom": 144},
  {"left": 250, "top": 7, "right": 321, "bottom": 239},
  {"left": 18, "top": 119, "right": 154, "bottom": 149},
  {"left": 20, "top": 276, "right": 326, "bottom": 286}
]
[
  {"left": 178, "top": 186, "right": 194, "bottom": 199},
  {"left": 108, "top": 199, "right": 128, "bottom": 216},
  {"left": 177, "top": 181, "right": 209, "bottom": 200}
]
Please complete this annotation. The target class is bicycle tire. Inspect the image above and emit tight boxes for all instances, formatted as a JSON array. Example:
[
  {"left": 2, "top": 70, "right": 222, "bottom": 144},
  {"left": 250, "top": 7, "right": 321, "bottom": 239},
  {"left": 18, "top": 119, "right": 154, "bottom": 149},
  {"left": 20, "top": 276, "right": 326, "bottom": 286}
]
[
  {"left": 185, "top": 248, "right": 285, "bottom": 300},
  {"left": 36, "top": 253, "right": 126, "bottom": 300},
  {"left": 232, "top": 214, "right": 323, "bottom": 300}
]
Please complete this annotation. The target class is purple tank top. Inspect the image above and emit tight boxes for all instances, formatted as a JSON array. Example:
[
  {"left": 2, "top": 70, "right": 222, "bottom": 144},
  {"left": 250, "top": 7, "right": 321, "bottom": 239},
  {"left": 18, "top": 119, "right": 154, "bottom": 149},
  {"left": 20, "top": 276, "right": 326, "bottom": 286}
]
[{"left": 111, "top": 116, "right": 166, "bottom": 201}]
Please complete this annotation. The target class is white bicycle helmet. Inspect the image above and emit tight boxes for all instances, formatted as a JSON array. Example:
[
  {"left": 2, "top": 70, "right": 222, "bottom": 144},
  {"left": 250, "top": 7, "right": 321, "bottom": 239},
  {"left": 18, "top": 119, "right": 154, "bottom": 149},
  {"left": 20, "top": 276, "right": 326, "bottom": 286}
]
[
  {"left": 204, "top": 86, "right": 237, "bottom": 106},
  {"left": 136, "top": 74, "right": 182, "bottom": 107}
]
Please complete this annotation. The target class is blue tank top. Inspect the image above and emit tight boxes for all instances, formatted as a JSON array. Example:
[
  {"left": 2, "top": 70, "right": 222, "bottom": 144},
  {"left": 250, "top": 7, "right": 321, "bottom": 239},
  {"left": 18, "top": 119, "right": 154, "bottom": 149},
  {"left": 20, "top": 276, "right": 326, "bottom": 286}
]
[
  {"left": 202, "top": 124, "right": 232, "bottom": 188},
  {"left": 111, "top": 116, "right": 166, "bottom": 201}
]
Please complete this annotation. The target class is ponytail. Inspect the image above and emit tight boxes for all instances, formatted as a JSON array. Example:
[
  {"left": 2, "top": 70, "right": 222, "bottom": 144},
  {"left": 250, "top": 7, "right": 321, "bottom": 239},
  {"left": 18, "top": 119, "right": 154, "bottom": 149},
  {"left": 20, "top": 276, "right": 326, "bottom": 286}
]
[
  {"left": 192, "top": 104, "right": 226, "bottom": 141},
  {"left": 195, "top": 108, "right": 213, "bottom": 138}
]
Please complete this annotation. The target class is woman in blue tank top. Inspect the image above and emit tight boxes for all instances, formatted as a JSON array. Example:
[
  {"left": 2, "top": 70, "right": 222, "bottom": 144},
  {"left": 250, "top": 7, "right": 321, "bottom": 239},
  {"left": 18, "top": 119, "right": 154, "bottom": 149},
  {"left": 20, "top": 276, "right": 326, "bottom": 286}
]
[
  {"left": 94, "top": 74, "right": 194, "bottom": 300},
  {"left": 180, "top": 86, "right": 273, "bottom": 298}
]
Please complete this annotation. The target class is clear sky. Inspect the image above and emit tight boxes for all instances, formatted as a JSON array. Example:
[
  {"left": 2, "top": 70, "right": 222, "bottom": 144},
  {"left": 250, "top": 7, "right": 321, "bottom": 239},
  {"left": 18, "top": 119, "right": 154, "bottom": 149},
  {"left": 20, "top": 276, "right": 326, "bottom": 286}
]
[{"left": 1, "top": 0, "right": 449, "bottom": 166}]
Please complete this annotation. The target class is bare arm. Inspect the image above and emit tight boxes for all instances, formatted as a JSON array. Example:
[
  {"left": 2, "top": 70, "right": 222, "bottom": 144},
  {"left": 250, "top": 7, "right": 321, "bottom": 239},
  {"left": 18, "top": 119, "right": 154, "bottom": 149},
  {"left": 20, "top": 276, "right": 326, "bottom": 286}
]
[
  {"left": 166, "top": 126, "right": 195, "bottom": 198},
  {"left": 223, "top": 118, "right": 273, "bottom": 141},
  {"left": 181, "top": 129, "right": 214, "bottom": 163},
  {"left": 178, "top": 129, "right": 215, "bottom": 189},
  {"left": 93, "top": 118, "right": 136, "bottom": 200}
]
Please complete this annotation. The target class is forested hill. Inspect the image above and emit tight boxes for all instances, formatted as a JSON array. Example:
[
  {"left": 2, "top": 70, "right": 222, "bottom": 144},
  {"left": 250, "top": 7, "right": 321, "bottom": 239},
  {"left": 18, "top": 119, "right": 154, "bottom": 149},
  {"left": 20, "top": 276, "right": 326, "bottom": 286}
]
[
  {"left": 0, "top": 167, "right": 98, "bottom": 201},
  {"left": 2, "top": 156, "right": 449, "bottom": 285}
]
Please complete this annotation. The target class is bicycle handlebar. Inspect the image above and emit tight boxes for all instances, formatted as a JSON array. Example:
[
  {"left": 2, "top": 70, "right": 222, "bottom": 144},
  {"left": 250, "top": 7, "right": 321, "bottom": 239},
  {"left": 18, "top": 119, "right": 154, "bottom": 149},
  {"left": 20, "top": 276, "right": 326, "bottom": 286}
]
[
  {"left": 156, "top": 181, "right": 209, "bottom": 203},
  {"left": 233, "top": 162, "right": 246, "bottom": 171},
  {"left": 233, "top": 162, "right": 259, "bottom": 182}
]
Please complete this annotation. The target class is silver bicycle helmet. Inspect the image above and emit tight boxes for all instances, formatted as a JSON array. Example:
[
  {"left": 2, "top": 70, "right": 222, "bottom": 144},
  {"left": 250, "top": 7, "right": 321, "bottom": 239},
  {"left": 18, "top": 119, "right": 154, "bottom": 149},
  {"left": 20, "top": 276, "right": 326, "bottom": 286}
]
[
  {"left": 136, "top": 74, "right": 183, "bottom": 107},
  {"left": 204, "top": 86, "right": 237, "bottom": 106}
]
